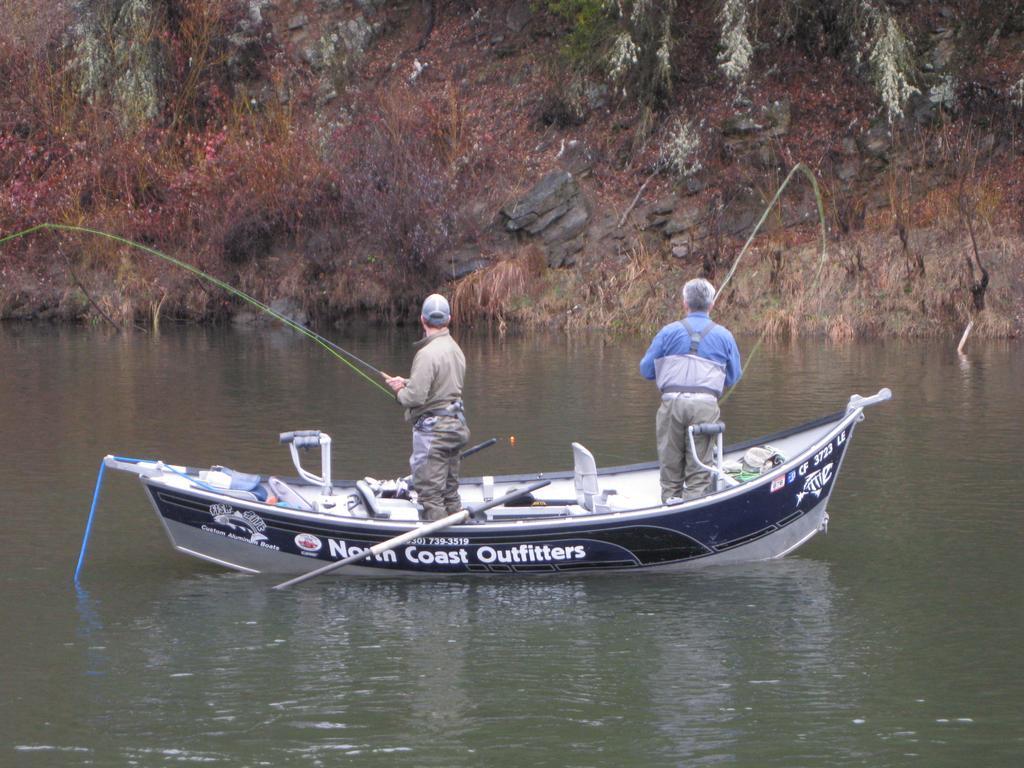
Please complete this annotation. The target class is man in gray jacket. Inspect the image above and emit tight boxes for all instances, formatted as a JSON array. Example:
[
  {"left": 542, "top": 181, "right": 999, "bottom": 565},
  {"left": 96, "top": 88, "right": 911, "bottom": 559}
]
[{"left": 384, "top": 294, "right": 470, "bottom": 521}]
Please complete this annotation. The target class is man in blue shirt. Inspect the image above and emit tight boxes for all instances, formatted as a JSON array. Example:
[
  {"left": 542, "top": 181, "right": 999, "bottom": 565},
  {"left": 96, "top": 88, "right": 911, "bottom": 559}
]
[{"left": 640, "top": 278, "right": 742, "bottom": 502}]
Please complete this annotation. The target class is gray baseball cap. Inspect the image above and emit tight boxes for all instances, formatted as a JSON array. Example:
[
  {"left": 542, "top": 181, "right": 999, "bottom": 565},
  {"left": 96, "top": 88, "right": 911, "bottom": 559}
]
[{"left": 421, "top": 293, "right": 451, "bottom": 327}]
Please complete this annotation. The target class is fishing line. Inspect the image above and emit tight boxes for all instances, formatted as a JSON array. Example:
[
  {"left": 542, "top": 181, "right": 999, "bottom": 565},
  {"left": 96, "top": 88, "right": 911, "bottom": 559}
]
[{"left": 0, "top": 223, "right": 393, "bottom": 396}]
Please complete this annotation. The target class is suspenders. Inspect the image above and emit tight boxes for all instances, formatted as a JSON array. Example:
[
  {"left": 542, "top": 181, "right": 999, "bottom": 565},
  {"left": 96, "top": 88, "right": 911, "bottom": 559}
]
[
  {"left": 653, "top": 318, "right": 726, "bottom": 398},
  {"left": 682, "top": 318, "right": 716, "bottom": 353}
]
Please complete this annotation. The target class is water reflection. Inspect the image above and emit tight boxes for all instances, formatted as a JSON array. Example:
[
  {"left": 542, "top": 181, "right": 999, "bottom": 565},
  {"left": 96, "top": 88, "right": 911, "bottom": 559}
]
[
  {"left": 2, "top": 326, "right": 1022, "bottom": 766},
  {"left": 74, "top": 585, "right": 108, "bottom": 679},
  {"left": 54, "top": 560, "right": 843, "bottom": 765}
]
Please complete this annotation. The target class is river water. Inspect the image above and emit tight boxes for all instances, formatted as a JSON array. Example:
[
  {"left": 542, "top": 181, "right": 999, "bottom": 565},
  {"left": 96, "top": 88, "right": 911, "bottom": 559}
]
[{"left": 0, "top": 324, "right": 1021, "bottom": 767}]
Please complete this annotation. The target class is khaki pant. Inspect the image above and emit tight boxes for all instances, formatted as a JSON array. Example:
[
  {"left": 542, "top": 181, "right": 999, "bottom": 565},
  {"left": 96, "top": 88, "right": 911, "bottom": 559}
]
[
  {"left": 655, "top": 396, "right": 720, "bottom": 502},
  {"left": 410, "top": 415, "right": 470, "bottom": 521}
]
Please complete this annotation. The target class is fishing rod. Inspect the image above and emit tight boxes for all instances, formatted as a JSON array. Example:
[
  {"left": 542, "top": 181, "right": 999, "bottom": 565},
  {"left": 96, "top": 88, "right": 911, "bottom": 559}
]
[
  {"left": 712, "top": 163, "right": 830, "bottom": 403},
  {"left": 0, "top": 222, "right": 393, "bottom": 396},
  {"left": 716, "top": 163, "right": 827, "bottom": 303}
]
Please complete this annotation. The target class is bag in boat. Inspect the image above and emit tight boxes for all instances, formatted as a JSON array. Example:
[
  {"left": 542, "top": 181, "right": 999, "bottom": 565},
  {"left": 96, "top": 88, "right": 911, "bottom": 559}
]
[
  {"left": 740, "top": 446, "right": 785, "bottom": 473},
  {"left": 202, "top": 466, "right": 268, "bottom": 502},
  {"left": 724, "top": 446, "right": 785, "bottom": 480}
]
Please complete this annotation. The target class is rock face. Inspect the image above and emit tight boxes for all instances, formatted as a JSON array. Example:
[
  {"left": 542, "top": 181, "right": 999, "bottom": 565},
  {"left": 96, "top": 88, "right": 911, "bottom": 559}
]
[
  {"left": 70, "top": 0, "right": 166, "bottom": 126},
  {"left": 66, "top": 0, "right": 383, "bottom": 122},
  {"left": 500, "top": 171, "right": 590, "bottom": 267},
  {"left": 443, "top": 246, "right": 490, "bottom": 280},
  {"left": 721, "top": 99, "right": 792, "bottom": 169},
  {"left": 283, "top": 5, "right": 382, "bottom": 99},
  {"left": 640, "top": 194, "right": 711, "bottom": 258}
]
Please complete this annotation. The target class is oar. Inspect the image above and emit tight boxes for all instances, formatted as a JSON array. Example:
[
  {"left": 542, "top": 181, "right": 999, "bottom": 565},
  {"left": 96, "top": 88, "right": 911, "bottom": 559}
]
[
  {"left": 460, "top": 437, "right": 497, "bottom": 460},
  {"left": 272, "top": 479, "right": 550, "bottom": 590}
]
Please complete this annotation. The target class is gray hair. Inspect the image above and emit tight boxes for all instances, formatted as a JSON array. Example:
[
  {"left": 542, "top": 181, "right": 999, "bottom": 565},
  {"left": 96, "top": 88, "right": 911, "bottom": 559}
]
[{"left": 682, "top": 278, "right": 716, "bottom": 312}]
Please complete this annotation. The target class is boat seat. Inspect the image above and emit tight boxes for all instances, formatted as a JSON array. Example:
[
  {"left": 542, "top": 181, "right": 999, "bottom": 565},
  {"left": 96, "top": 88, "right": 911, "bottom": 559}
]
[
  {"left": 268, "top": 476, "right": 314, "bottom": 512},
  {"left": 355, "top": 480, "right": 385, "bottom": 518},
  {"left": 220, "top": 489, "right": 262, "bottom": 502},
  {"left": 572, "top": 442, "right": 618, "bottom": 513}
]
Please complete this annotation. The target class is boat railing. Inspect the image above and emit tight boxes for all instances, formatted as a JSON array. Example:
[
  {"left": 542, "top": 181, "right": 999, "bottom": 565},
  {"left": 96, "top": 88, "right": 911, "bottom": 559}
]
[
  {"left": 687, "top": 421, "right": 741, "bottom": 492},
  {"left": 279, "top": 430, "right": 333, "bottom": 496},
  {"left": 845, "top": 388, "right": 892, "bottom": 416}
]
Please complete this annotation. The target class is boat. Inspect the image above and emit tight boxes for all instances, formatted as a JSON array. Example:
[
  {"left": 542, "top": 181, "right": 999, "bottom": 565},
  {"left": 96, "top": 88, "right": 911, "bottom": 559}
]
[{"left": 103, "top": 388, "right": 891, "bottom": 577}]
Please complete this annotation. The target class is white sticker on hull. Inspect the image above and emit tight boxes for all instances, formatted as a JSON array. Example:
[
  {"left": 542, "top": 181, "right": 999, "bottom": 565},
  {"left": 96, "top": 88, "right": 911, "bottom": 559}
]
[
  {"left": 294, "top": 533, "right": 322, "bottom": 553},
  {"left": 208, "top": 503, "right": 268, "bottom": 544},
  {"left": 796, "top": 462, "right": 834, "bottom": 505}
]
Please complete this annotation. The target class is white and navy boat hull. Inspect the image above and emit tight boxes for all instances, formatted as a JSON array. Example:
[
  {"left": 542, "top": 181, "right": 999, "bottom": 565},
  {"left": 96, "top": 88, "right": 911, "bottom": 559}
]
[{"left": 107, "top": 391, "right": 890, "bottom": 577}]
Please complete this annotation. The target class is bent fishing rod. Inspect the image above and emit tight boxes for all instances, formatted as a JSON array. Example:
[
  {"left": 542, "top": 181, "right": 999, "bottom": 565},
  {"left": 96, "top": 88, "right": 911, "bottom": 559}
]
[
  {"left": 0, "top": 222, "right": 392, "bottom": 396},
  {"left": 712, "top": 163, "right": 829, "bottom": 403}
]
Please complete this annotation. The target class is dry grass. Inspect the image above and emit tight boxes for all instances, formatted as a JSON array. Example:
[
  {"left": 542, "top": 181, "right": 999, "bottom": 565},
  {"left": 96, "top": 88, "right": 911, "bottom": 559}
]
[
  {"left": 452, "top": 246, "right": 545, "bottom": 329},
  {"left": 826, "top": 315, "right": 856, "bottom": 342}
]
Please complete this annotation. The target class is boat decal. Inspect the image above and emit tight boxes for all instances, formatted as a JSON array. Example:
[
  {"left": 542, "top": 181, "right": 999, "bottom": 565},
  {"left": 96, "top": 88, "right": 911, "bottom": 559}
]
[
  {"left": 326, "top": 538, "right": 399, "bottom": 563},
  {"left": 203, "top": 503, "right": 274, "bottom": 547},
  {"left": 770, "top": 475, "right": 786, "bottom": 493},
  {"left": 294, "top": 533, "right": 322, "bottom": 555},
  {"left": 796, "top": 462, "right": 834, "bottom": 505},
  {"left": 472, "top": 543, "right": 586, "bottom": 565}
]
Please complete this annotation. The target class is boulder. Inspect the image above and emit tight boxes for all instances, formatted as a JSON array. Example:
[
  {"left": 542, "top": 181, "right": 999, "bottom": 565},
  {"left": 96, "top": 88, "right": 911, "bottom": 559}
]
[
  {"left": 500, "top": 171, "right": 591, "bottom": 268},
  {"left": 308, "top": 14, "right": 381, "bottom": 89},
  {"left": 719, "top": 187, "right": 769, "bottom": 237},
  {"left": 556, "top": 139, "right": 594, "bottom": 176},
  {"left": 584, "top": 82, "right": 609, "bottom": 111},
  {"left": 648, "top": 194, "right": 679, "bottom": 216},
  {"left": 442, "top": 246, "right": 490, "bottom": 279},
  {"left": 722, "top": 99, "right": 790, "bottom": 139},
  {"left": 70, "top": 0, "right": 166, "bottom": 126},
  {"left": 662, "top": 203, "right": 705, "bottom": 237},
  {"left": 670, "top": 239, "right": 691, "bottom": 259},
  {"left": 546, "top": 234, "right": 585, "bottom": 268},
  {"left": 857, "top": 123, "right": 892, "bottom": 160},
  {"left": 506, "top": 0, "right": 532, "bottom": 32},
  {"left": 542, "top": 201, "right": 589, "bottom": 246},
  {"left": 502, "top": 171, "right": 579, "bottom": 231},
  {"left": 524, "top": 201, "right": 572, "bottom": 235},
  {"left": 721, "top": 100, "right": 791, "bottom": 168}
]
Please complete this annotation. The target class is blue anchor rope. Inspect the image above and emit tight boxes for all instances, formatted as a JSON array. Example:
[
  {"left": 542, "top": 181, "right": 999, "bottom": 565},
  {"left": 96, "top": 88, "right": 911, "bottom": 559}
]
[
  {"left": 74, "top": 455, "right": 263, "bottom": 582},
  {"left": 74, "top": 455, "right": 163, "bottom": 583},
  {"left": 75, "top": 459, "right": 108, "bottom": 584}
]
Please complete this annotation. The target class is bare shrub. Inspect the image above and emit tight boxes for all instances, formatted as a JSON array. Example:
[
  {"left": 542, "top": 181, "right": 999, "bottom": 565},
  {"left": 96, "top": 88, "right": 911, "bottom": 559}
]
[
  {"left": 330, "top": 93, "right": 460, "bottom": 288},
  {"left": 165, "top": 0, "right": 247, "bottom": 132}
]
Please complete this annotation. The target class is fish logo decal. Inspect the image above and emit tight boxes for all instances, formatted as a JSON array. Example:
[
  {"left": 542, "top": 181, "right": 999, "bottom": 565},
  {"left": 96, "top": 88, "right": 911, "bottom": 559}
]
[
  {"left": 209, "top": 503, "right": 268, "bottom": 543},
  {"left": 796, "top": 463, "right": 834, "bottom": 506}
]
